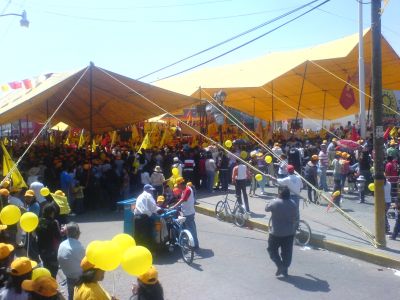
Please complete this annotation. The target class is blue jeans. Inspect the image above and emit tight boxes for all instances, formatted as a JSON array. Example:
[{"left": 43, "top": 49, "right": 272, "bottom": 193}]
[
  {"left": 206, "top": 171, "right": 215, "bottom": 193},
  {"left": 184, "top": 214, "right": 199, "bottom": 248},
  {"left": 318, "top": 167, "right": 328, "bottom": 191},
  {"left": 67, "top": 277, "right": 78, "bottom": 300}
]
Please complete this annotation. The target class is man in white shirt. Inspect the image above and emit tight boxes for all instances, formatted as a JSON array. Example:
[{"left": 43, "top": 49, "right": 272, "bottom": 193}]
[
  {"left": 57, "top": 222, "right": 85, "bottom": 300},
  {"left": 134, "top": 184, "right": 161, "bottom": 251},
  {"left": 268, "top": 164, "right": 303, "bottom": 221},
  {"left": 232, "top": 160, "right": 250, "bottom": 213}
]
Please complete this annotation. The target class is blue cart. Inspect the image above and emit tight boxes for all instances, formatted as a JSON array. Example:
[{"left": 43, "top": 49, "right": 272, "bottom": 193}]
[{"left": 116, "top": 198, "right": 136, "bottom": 236}]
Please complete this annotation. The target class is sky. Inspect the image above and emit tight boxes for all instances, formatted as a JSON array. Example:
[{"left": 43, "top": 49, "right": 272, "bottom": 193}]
[{"left": 0, "top": 0, "right": 399, "bottom": 85}]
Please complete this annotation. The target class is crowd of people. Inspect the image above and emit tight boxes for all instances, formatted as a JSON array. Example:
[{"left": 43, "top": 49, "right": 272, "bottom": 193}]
[{"left": 0, "top": 125, "right": 399, "bottom": 295}]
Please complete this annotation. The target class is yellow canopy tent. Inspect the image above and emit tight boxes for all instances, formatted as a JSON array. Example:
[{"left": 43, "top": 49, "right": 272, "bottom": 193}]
[
  {"left": 0, "top": 65, "right": 199, "bottom": 133},
  {"left": 51, "top": 121, "right": 69, "bottom": 131},
  {"left": 156, "top": 29, "right": 400, "bottom": 121}
]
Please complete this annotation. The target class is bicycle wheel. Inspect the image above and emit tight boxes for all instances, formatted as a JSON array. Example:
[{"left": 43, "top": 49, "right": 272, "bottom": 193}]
[
  {"left": 295, "top": 220, "right": 311, "bottom": 246},
  {"left": 233, "top": 205, "right": 246, "bottom": 227},
  {"left": 179, "top": 231, "right": 194, "bottom": 265},
  {"left": 215, "top": 201, "right": 226, "bottom": 221}
]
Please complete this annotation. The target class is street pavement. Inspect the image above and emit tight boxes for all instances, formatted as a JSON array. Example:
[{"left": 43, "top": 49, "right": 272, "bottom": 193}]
[
  {"left": 69, "top": 210, "right": 400, "bottom": 300},
  {"left": 195, "top": 184, "right": 400, "bottom": 261}
]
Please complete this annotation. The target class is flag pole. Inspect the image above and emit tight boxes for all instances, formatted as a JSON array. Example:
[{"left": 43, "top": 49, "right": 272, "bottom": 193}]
[{"left": 89, "top": 62, "right": 94, "bottom": 163}]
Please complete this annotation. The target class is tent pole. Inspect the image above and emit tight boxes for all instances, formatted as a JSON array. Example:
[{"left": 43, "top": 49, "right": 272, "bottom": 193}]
[
  {"left": 26, "top": 115, "right": 29, "bottom": 144},
  {"left": 271, "top": 81, "right": 274, "bottom": 131},
  {"left": 295, "top": 62, "right": 308, "bottom": 129},
  {"left": 47, "top": 99, "right": 50, "bottom": 146},
  {"left": 253, "top": 97, "right": 256, "bottom": 131},
  {"left": 19, "top": 119, "right": 22, "bottom": 140},
  {"left": 89, "top": 62, "right": 94, "bottom": 161},
  {"left": 322, "top": 90, "right": 327, "bottom": 130}
]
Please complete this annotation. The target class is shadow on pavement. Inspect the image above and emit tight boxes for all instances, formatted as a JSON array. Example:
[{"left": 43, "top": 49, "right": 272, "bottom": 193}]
[
  {"left": 194, "top": 248, "right": 214, "bottom": 259},
  {"left": 278, "top": 273, "right": 330, "bottom": 292},
  {"left": 70, "top": 210, "right": 123, "bottom": 223}
]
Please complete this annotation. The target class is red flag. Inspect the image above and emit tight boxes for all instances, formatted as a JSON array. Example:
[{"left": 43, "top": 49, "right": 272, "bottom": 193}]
[
  {"left": 339, "top": 77, "right": 355, "bottom": 110},
  {"left": 22, "top": 79, "right": 32, "bottom": 89},
  {"left": 350, "top": 126, "right": 360, "bottom": 141},
  {"left": 383, "top": 126, "right": 392, "bottom": 140},
  {"left": 8, "top": 81, "right": 22, "bottom": 89}
]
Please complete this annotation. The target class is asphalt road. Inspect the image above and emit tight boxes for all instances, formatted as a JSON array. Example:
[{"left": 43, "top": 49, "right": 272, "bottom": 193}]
[{"left": 72, "top": 211, "right": 399, "bottom": 300}]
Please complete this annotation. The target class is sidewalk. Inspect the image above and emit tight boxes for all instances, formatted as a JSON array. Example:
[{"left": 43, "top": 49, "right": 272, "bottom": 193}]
[{"left": 194, "top": 185, "right": 400, "bottom": 269}]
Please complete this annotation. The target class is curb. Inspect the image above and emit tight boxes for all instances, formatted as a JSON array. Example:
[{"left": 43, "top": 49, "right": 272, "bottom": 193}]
[{"left": 195, "top": 204, "right": 400, "bottom": 270}]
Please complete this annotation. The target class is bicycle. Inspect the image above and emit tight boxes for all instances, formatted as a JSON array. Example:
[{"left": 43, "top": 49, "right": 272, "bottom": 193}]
[
  {"left": 215, "top": 192, "right": 247, "bottom": 227},
  {"left": 268, "top": 217, "right": 312, "bottom": 246},
  {"left": 158, "top": 209, "right": 195, "bottom": 265}
]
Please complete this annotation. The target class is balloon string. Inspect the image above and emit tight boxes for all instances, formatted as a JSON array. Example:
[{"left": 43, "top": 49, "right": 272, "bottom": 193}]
[
  {"left": 112, "top": 272, "right": 116, "bottom": 297},
  {"left": 27, "top": 233, "right": 30, "bottom": 258}
]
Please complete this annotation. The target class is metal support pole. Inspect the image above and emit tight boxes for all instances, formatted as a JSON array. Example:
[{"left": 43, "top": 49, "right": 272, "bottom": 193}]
[
  {"left": 253, "top": 97, "right": 256, "bottom": 131},
  {"left": 322, "top": 91, "right": 327, "bottom": 130},
  {"left": 359, "top": 1, "right": 366, "bottom": 138},
  {"left": 46, "top": 99, "right": 50, "bottom": 146},
  {"left": 271, "top": 82, "right": 274, "bottom": 131},
  {"left": 89, "top": 62, "right": 94, "bottom": 159},
  {"left": 295, "top": 62, "right": 308, "bottom": 129},
  {"left": 371, "top": 0, "right": 385, "bottom": 247}
]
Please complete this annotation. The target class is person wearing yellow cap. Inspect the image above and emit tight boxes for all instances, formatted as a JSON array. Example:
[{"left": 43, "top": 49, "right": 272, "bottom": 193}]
[
  {"left": 0, "top": 189, "right": 10, "bottom": 209},
  {"left": 0, "top": 256, "right": 37, "bottom": 299},
  {"left": 0, "top": 243, "right": 14, "bottom": 288},
  {"left": 22, "top": 276, "right": 63, "bottom": 299},
  {"left": 74, "top": 257, "right": 115, "bottom": 300},
  {"left": 131, "top": 266, "right": 164, "bottom": 300}
]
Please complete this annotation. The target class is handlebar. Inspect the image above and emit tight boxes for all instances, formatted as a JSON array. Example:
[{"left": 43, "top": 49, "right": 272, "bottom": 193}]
[{"left": 159, "top": 209, "right": 178, "bottom": 218}]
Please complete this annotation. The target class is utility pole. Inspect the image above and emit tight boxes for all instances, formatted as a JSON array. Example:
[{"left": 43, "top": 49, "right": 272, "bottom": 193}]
[
  {"left": 358, "top": 1, "right": 366, "bottom": 138},
  {"left": 371, "top": 0, "right": 385, "bottom": 247}
]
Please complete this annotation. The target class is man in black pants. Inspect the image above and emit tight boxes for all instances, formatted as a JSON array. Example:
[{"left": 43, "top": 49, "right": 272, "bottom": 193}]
[
  {"left": 232, "top": 160, "right": 250, "bottom": 213},
  {"left": 265, "top": 187, "right": 298, "bottom": 277}
]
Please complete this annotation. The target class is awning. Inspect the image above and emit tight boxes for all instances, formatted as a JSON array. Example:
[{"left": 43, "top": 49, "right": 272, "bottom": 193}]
[
  {"left": 0, "top": 66, "right": 199, "bottom": 133},
  {"left": 156, "top": 29, "right": 400, "bottom": 121}
]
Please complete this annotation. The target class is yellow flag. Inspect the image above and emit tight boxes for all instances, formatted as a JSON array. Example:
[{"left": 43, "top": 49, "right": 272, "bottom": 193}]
[
  {"left": 92, "top": 139, "right": 97, "bottom": 152},
  {"left": 1, "top": 84, "right": 9, "bottom": 92},
  {"left": 64, "top": 130, "right": 71, "bottom": 146},
  {"left": 159, "top": 130, "right": 167, "bottom": 147},
  {"left": 138, "top": 133, "right": 151, "bottom": 154},
  {"left": 49, "top": 133, "right": 55, "bottom": 145},
  {"left": 131, "top": 125, "right": 140, "bottom": 143},
  {"left": 111, "top": 131, "right": 117, "bottom": 147},
  {"left": 3, "top": 137, "right": 9, "bottom": 146},
  {"left": 390, "top": 126, "right": 397, "bottom": 138},
  {"left": 78, "top": 129, "right": 85, "bottom": 149},
  {"left": 50, "top": 193, "right": 71, "bottom": 215},
  {"left": 1, "top": 142, "right": 28, "bottom": 189}
]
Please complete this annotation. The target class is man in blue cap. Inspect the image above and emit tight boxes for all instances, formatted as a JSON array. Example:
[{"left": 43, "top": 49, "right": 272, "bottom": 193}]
[{"left": 134, "top": 184, "right": 161, "bottom": 251}]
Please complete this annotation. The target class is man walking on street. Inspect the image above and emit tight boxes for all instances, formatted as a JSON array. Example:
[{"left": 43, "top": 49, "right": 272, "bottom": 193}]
[{"left": 265, "top": 187, "right": 298, "bottom": 277}]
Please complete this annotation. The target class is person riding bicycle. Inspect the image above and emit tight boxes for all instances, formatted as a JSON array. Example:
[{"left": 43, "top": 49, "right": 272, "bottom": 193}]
[{"left": 171, "top": 177, "right": 199, "bottom": 249}]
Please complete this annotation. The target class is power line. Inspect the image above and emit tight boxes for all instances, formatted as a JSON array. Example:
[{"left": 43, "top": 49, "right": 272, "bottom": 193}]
[
  {"left": 151, "top": 0, "right": 330, "bottom": 83},
  {"left": 136, "top": 0, "right": 322, "bottom": 80},
  {"left": 40, "top": 6, "right": 297, "bottom": 24}
]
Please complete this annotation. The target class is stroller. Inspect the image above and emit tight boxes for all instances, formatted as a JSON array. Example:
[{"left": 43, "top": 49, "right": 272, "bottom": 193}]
[{"left": 347, "top": 170, "right": 358, "bottom": 193}]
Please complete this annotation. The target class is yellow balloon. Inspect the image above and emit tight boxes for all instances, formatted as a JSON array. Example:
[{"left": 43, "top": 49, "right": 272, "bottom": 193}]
[
  {"left": 121, "top": 246, "right": 152, "bottom": 276},
  {"left": 40, "top": 187, "right": 50, "bottom": 197},
  {"left": 92, "top": 241, "right": 121, "bottom": 271},
  {"left": 86, "top": 240, "right": 103, "bottom": 264},
  {"left": 265, "top": 155, "right": 273, "bottom": 164},
  {"left": 255, "top": 174, "right": 263, "bottom": 182},
  {"left": 32, "top": 267, "right": 51, "bottom": 280},
  {"left": 332, "top": 191, "right": 341, "bottom": 197},
  {"left": 172, "top": 168, "right": 179, "bottom": 176},
  {"left": 112, "top": 233, "right": 136, "bottom": 253},
  {"left": 20, "top": 212, "right": 39, "bottom": 233},
  {"left": 240, "top": 151, "right": 248, "bottom": 159},
  {"left": 224, "top": 140, "right": 232, "bottom": 148},
  {"left": 368, "top": 183, "right": 375, "bottom": 192},
  {"left": 0, "top": 205, "right": 21, "bottom": 225}
]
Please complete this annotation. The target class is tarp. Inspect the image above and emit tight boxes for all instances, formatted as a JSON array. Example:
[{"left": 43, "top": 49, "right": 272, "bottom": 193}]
[
  {"left": 156, "top": 29, "right": 400, "bottom": 121},
  {"left": 0, "top": 66, "right": 199, "bottom": 133}
]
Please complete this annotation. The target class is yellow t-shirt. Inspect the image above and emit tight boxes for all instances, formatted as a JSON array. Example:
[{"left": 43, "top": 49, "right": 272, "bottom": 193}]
[{"left": 74, "top": 282, "right": 111, "bottom": 300}]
